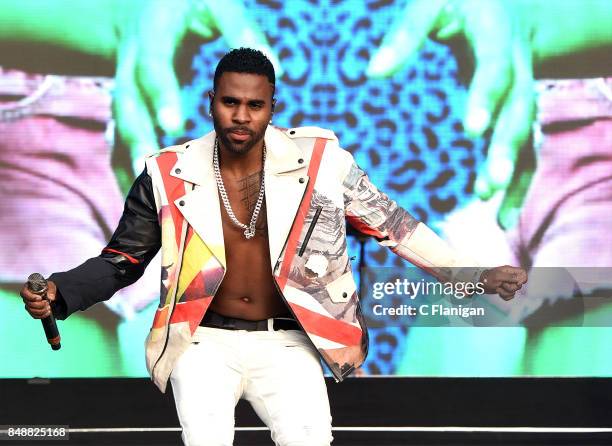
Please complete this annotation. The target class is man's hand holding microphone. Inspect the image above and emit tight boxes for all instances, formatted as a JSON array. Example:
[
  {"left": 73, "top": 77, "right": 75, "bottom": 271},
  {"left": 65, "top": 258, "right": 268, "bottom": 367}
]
[{"left": 20, "top": 274, "right": 62, "bottom": 350}]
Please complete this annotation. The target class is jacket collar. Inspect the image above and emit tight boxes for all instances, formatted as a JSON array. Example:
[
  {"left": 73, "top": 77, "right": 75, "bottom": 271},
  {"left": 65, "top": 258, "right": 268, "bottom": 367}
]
[
  {"left": 171, "top": 126, "right": 304, "bottom": 186},
  {"left": 169, "top": 126, "right": 308, "bottom": 270}
]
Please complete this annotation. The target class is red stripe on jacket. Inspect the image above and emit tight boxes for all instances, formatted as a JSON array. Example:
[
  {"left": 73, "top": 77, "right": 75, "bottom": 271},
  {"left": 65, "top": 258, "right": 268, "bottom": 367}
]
[
  {"left": 277, "top": 138, "right": 327, "bottom": 290},
  {"left": 290, "top": 302, "right": 362, "bottom": 346},
  {"left": 101, "top": 248, "right": 140, "bottom": 264}
]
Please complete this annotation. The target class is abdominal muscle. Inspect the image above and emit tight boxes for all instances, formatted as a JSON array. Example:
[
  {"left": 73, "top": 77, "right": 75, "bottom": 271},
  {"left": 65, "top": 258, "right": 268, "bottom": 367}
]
[{"left": 208, "top": 204, "right": 289, "bottom": 321}]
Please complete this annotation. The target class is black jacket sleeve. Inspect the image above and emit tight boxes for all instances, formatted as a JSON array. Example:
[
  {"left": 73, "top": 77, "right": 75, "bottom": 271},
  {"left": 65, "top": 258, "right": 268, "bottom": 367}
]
[{"left": 49, "top": 170, "right": 161, "bottom": 319}]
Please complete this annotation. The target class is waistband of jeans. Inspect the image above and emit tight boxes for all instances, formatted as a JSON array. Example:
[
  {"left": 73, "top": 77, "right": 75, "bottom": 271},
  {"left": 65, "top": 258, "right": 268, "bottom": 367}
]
[
  {"left": 200, "top": 310, "right": 300, "bottom": 332},
  {"left": 536, "top": 77, "right": 612, "bottom": 125},
  {"left": 0, "top": 67, "right": 113, "bottom": 122}
]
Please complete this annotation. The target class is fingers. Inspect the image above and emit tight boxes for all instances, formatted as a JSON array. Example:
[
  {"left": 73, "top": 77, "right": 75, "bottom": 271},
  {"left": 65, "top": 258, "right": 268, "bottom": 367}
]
[
  {"left": 482, "top": 267, "right": 528, "bottom": 302},
  {"left": 492, "top": 271, "right": 520, "bottom": 284},
  {"left": 136, "top": 53, "right": 184, "bottom": 136},
  {"left": 46, "top": 281, "right": 57, "bottom": 302},
  {"left": 501, "top": 281, "right": 521, "bottom": 293},
  {"left": 498, "top": 265, "right": 528, "bottom": 284},
  {"left": 134, "top": 1, "right": 187, "bottom": 136},
  {"left": 492, "top": 266, "right": 528, "bottom": 284},
  {"left": 462, "top": 3, "right": 514, "bottom": 137},
  {"left": 434, "top": 17, "right": 463, "bottom": 40},
  {"left": 513, "top": 267, "right": 528, "bottom": 286},
  {"left": 114, "top": 39, "right": 159, "bottom": 176},
  {"left": 20, "top": 284, "right": 52, "bottom": 319},
  {"left": 496, "top": 287, "right": 516, "bottom": 301},
  {"left": 475, "top": 39, "right": 535, "bottom": 199},
  {"left": 188, "top": 1, "right": 217, "bottom": 40},
  {"left": 202, "top": 0, "right": 283, "bottom": 76},
  {"left": 366, "top": 0, "right": 447, "bottom": 77},
  {"left": 483, "top": 265, "right": 527, "bottom": 300},
  {"left": 20, "top": 285, "right": 41, "bottom": 304},
  {"left": 25, "top": 302, "right": 52, "bottom": 319}
]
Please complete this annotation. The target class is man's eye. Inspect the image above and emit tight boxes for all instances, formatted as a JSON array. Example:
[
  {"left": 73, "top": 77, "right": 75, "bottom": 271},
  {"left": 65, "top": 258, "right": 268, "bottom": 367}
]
[
  {"left": 223, "top": 99, "right": 237, "bottom": 105},
  {"left": 250, "top": 103, "right": 264, "bottom": 109}
]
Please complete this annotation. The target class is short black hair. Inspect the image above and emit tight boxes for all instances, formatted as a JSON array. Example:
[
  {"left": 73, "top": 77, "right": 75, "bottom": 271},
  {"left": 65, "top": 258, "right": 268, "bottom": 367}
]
[{"left": 214, "top": 47, "right": 275, "bottom": 92}]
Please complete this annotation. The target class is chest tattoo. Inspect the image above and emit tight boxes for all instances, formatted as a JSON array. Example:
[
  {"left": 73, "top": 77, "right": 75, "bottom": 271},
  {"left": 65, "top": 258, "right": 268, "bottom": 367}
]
[{"left": 236, "top": 170, "right": 268, "bottom": 232}]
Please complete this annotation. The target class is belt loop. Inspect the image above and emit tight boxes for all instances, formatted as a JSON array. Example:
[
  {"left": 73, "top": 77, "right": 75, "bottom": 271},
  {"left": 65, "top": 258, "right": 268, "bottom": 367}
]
[{"left": 267, "top": 318, "right": 274, "bottom": 331}]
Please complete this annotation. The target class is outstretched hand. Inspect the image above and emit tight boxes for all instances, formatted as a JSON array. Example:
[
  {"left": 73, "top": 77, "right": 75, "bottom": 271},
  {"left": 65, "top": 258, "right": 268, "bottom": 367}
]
[
  {"left": 367, "top": 0, "right": 535, "bottom": 201},
  {"left": 113, "top": 0, "right": 281, "bottom": 176},
  {"left": 480, "top": 266, "right": 528, "bottom": 300}
]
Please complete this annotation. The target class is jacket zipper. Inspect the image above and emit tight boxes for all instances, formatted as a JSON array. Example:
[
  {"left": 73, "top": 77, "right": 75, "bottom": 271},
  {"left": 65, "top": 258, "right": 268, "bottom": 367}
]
[
  {"left": 298, "top": 206, "right": 322, "bottom": 257},
  {"left": 271, "top": 185, "right": 344, "bottom": 381},
  {"left": 271, "top": 178, "right": 345, "bottom": 380},
  {"left": 151, "top": 186, "right": 195, "bottom": 379}
]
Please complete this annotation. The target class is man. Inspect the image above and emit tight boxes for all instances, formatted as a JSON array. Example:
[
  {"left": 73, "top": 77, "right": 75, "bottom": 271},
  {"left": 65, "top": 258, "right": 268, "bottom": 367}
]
[{"left": 22, "top": 48, "right": 526, "bottom": 446}]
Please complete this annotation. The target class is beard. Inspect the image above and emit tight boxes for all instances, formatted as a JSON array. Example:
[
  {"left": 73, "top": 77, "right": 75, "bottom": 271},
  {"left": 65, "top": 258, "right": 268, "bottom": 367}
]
[{"left": 213, "top": 119, "right": 267, "bottom": 156}]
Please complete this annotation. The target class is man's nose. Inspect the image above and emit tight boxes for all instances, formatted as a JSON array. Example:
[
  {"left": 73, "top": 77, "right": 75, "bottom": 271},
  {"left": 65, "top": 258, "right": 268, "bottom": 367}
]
[{"left": 232, "top": 105, "right": 250, "bottom": 123}]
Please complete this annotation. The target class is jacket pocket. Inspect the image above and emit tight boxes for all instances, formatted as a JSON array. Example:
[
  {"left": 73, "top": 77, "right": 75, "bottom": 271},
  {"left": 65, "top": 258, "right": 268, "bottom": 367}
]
[
  {"left": 298, "top": 206, "right": 322, "bottom": 257},
  {"left": 325, "top": 271, "right": 357, "bottom": 304}
]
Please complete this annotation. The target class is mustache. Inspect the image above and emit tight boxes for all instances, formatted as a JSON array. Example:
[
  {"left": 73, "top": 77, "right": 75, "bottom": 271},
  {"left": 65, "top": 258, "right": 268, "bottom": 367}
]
[{"left": 225, "top": 126, "right": 253, "bottom": 135}]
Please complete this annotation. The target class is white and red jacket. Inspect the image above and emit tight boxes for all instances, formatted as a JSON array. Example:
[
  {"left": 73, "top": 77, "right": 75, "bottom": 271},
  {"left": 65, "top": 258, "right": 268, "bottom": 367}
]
[{"left": 51, "top": 125, "right": 482, "bottom": 392}]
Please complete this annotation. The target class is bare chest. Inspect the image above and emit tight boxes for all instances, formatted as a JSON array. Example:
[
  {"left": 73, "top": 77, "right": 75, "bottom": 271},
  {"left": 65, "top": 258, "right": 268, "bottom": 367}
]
[{"left": 214, "top": 178, "right": 286, "bottom": 318}]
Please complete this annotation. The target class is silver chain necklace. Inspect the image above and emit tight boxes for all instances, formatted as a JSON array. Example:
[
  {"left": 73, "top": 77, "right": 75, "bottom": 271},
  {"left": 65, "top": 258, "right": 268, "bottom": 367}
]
[{"left": 213, "top": 137, "right": 266, "bottom": 239}]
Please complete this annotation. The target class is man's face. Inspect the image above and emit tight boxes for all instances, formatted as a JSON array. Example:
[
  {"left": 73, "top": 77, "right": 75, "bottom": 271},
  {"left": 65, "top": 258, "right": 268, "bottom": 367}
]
[{"left": 210, "top": 72, "right": 274, "bottom": 156}]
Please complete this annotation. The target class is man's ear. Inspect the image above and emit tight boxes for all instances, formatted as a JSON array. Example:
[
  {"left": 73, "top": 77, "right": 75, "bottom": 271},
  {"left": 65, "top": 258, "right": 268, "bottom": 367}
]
[
  {"left": 208, "top": 90, "right": 215, "bottom": 116},
  {"left": 271, "top": 98, "right": 276, "bottom": 113}
]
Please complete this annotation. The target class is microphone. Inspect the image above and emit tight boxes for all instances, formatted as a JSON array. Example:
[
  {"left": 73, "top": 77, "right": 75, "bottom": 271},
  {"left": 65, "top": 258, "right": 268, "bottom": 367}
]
[{"left": 27, "top": 273, "right": 61, "bottom": 351}]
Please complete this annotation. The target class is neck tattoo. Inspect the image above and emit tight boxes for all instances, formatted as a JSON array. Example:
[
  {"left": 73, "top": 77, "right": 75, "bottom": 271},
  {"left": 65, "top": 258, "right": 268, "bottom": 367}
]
[{"left": 213, "top": 137, "right": 266, "bottom": 239}]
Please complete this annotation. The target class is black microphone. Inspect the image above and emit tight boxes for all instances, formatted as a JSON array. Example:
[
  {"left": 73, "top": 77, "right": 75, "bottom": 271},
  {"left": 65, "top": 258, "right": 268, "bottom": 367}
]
[{"left": 27, "top": 273, "right": 61, "bottom": 351}]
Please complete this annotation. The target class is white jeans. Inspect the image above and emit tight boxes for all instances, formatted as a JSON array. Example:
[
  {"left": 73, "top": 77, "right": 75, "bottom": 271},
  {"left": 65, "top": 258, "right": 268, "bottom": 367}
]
[{"left": 170, "top": 326, "right": 333, "bottom": 446}]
